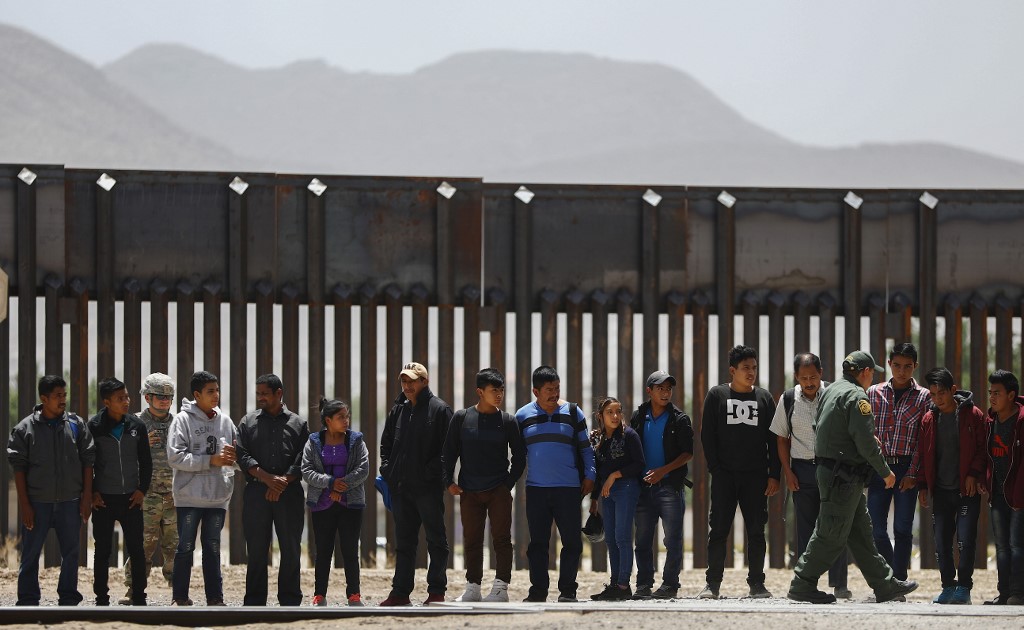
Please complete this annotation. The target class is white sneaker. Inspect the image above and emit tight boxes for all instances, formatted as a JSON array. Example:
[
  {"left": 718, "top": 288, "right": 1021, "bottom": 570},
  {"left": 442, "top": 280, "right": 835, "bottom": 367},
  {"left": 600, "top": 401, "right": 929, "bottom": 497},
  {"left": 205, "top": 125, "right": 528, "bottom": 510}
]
[
  {"left": 456, "top": 583, "right": 482, "bottom": 602},
  {"left": 482, "top": 579, "right": 509, "bottom": 602}
]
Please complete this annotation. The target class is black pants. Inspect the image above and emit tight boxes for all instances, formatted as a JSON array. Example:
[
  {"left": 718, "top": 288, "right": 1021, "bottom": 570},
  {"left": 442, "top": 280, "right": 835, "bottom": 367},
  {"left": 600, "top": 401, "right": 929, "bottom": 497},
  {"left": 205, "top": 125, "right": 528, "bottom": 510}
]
[
  {"left": 707, "top": 468, "right": 767, "bottom": 586},
  {"left": 242, "top": 482, "right": 305, "bottom": 606},
  {"left": 93, "top": 493, "right": 146, "bottom": 604},
  {"left": 526, "top": 486, "right": 583, "bottom": 599},
  {"left": 932, "top": 488, "right": 981, "bottom": 589},
  {"left": 391, "top": 488, "right": 449, "bottom": 597},
  {"left": 791, "top": 460, "right": 848, "bottom": 587},
  {"left": 311, "top": 503, "right": 363, "bottom": 597}
]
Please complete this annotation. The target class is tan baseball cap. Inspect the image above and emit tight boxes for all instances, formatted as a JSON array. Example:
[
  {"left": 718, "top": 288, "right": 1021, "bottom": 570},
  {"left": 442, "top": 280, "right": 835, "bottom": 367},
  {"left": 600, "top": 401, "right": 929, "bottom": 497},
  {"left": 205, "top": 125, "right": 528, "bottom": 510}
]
[{"left": 400, "top": 362, "right": 429, "bottom": 380}]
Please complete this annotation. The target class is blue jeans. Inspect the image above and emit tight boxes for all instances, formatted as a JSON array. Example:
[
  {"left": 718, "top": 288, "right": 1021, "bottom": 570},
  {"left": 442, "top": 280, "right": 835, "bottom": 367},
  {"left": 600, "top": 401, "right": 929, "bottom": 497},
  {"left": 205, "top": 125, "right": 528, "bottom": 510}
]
[
  {"left": 17, "top": 499, "right": 83, "bottom": 606},
  {"left": 602, "top": 478, "right": 641, "bottom": 587},
  {"left": 990, "top": 482, "right": 1024, "bottom": 598},
  {"left": 931, "top": 489, "right": 980, "bottom": 589},
  {"left": 867, "top": 458, "right": 916, "bottom": 580},
  {"left": 172, "top": 507, "right": 226, "bottom": 603},
  {"left": 634, "top": 483, "right": 684, "bottom": 589}
]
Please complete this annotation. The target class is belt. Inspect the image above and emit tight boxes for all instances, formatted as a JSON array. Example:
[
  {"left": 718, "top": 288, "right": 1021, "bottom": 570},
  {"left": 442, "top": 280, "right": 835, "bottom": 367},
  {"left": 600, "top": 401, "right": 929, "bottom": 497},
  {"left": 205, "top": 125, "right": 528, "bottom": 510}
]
[
  {"left": 791, "top": 458, "right": 817, "bottom": 465},
  {"left": 884, "top": 455, "right": 911, "bottom": 465}
]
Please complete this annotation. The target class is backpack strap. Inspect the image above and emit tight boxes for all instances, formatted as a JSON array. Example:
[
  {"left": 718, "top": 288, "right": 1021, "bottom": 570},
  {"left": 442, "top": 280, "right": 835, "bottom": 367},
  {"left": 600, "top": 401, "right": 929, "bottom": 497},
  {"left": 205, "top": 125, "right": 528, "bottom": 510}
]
[
  {"left": 568, "top": 403, "right": 586, "bottom": 480},
  {"left": 783, "top": 388, "right": 796, "bottom": 437}
]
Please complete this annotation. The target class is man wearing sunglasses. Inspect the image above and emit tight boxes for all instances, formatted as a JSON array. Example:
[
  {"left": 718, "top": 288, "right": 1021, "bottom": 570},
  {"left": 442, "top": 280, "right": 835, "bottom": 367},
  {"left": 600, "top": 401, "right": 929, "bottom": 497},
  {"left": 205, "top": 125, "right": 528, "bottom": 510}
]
[{"left": 120, "top": 373, "right": 178, "bottom": 604}]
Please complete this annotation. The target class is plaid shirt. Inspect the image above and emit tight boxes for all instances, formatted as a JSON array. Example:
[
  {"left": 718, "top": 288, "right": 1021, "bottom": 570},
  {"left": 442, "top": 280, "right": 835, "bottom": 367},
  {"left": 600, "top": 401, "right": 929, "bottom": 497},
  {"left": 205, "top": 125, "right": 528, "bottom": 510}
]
[{"left": 867, "top": 378, "right": 932, "bottom": 457}]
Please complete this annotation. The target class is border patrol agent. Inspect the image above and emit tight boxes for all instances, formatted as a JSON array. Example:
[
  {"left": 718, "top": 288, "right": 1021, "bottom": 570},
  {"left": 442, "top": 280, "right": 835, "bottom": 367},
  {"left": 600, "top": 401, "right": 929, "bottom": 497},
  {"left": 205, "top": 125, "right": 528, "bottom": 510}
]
[{"left": 787, "top": 351, "right": 920, "bottom": 604}]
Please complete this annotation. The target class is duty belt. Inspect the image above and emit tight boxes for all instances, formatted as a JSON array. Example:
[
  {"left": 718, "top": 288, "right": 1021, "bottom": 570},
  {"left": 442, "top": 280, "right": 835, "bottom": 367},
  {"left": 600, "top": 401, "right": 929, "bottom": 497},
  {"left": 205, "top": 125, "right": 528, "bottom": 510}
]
[{"left": 817, "top": 457, "right": 873, "bottom": 485}]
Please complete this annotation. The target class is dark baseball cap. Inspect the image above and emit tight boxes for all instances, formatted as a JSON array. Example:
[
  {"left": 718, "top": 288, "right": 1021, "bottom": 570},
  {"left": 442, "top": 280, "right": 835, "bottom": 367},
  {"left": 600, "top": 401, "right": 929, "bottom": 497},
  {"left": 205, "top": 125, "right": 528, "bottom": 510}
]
[
  {"left": 843, "top": 350, "right": 885, "bottom": 373},
  {"left": 646, "top": 370, "right": 677, "bottom": 388}
]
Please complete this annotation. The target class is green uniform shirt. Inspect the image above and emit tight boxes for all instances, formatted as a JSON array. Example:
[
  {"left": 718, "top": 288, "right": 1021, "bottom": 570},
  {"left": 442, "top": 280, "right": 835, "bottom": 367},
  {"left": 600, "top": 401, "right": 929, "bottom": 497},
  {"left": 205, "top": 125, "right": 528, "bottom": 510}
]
[
  {"left": 813, "top": 374, "right": 892, "bottom": 479},
  {"left": 140, "top": 408, "right": 174, "bottom": 494}
]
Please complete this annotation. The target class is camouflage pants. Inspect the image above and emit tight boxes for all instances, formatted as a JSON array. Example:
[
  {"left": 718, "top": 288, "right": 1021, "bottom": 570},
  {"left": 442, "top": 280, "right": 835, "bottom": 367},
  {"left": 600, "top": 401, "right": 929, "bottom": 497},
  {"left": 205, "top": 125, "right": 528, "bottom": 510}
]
[{"left": 124, "top": 491, "right": 177, "bottom": 590}]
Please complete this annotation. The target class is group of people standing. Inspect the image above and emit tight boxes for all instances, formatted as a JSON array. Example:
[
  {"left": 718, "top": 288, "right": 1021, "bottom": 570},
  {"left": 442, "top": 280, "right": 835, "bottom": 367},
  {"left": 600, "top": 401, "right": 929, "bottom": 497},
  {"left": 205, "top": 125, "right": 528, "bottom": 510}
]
[{"left": 7, "top": 342, "right": 1024, "bottom": 607}]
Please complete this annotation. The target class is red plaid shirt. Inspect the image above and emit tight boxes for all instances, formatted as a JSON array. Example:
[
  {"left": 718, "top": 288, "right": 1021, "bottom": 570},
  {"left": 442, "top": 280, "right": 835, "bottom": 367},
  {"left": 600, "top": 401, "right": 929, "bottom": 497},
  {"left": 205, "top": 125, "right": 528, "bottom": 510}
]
[{"left": 868, "top": 378, "right": 932, "bottom": 457}]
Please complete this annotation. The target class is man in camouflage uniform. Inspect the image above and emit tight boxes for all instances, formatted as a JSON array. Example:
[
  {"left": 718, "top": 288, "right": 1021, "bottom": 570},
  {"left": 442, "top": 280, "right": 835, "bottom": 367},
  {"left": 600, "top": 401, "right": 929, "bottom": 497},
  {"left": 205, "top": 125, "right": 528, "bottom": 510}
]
[{"left": 120, "top": 373, "right": 178, "bottom": 604}]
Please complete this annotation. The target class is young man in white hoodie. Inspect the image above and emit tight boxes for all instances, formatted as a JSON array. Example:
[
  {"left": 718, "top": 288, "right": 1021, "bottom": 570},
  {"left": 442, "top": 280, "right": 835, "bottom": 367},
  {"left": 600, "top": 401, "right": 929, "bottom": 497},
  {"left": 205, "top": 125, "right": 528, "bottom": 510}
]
[{"left": 166, "top": 371, "right": 238, "bottom": 606}]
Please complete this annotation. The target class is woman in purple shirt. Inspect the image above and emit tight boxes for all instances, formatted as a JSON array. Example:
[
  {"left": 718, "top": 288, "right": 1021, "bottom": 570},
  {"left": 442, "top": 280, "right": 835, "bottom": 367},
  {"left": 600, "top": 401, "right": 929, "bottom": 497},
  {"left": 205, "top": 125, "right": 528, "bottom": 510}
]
[{"left": 301, "top": 398, "right": 369, "bottom": 606}]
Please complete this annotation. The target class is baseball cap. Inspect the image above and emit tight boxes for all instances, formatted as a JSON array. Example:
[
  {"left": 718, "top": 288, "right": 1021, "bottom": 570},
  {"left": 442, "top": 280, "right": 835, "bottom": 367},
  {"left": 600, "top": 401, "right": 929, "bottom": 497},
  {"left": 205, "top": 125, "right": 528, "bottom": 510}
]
[
  {"left": 400, "top": 362, "right": 429, "bottom": 380},
  {"left": 141, "top": 372, "right": 175, "bottom": 396},
  {"left": 843, "top": 351, "right": 885, "bottom": 373},
  {"left": 646, "top": 370, "right": 677, "bottom": 388}
]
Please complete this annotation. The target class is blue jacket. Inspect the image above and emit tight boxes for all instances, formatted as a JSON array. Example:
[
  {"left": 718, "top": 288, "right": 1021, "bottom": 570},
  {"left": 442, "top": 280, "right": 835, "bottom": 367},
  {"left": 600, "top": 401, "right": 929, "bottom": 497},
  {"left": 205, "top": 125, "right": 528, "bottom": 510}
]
[{"left": 302, "top": 430, "right": 369, "bottom": 509}]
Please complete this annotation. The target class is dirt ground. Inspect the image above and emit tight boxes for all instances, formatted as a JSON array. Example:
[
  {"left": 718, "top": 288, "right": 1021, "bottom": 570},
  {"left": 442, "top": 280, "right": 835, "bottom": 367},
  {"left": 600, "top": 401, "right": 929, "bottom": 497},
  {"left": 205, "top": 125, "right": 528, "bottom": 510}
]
[{"left": 1, "top": 564, "right": 1021, "bottom": 629}]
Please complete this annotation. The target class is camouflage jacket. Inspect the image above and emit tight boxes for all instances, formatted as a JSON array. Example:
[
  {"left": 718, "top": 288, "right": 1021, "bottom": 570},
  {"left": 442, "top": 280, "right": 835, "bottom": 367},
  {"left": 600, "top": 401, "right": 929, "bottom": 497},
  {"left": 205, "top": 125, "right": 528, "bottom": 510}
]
[{"left": 141, "top": 408, "right": 174, "bottom": 494}]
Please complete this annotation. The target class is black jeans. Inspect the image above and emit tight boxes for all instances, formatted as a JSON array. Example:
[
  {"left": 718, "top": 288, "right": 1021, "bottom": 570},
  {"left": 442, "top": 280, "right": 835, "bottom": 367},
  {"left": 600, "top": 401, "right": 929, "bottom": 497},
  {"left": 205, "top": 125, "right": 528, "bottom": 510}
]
[
  {"left": 791, "top": 460, "right": 848, "bottom": 587},
  {"left": 93, "top": 493, "right": 147, "bottom": 604},
  {"left": 707, "top": 468, "right": 768, "bottom": 586},
  {"left": 931, "top": 488, "right": 981, "bottom": 589},
  {"left": 990, "top": 480, "right": 1024, "bottom": 597},
  {"left": 391, "top": 488, "right": 449, "bottom": 597},
  {"left": 311, "top": 503, "right": 363, "bottom": 597},
  {"left": 526, "top": 486, "right": 583, "bottom": 599},
  {"left": 242, "top": 482, "right": 305, "bottom": 606}
]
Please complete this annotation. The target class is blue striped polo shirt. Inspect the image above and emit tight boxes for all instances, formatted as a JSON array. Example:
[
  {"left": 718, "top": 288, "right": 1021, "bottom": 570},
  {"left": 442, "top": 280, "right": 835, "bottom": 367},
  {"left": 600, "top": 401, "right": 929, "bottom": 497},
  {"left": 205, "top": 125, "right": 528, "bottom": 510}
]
[{"left": 515, "top": 401, "right": 596, "bottom": 488}]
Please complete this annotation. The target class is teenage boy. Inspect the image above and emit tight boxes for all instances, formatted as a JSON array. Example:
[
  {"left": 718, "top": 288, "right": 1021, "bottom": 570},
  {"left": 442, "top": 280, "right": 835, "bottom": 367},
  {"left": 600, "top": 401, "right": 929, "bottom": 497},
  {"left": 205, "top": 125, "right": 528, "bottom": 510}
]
[
  {"left": 516, "top": 366, "right": 596, "bottom": 603},
  {"left": 867, "top": 342, "right": 931, "bottom": 582},
  {"left": 8, "top": 375, "right": 95, "bottom": 606},
  {"left": 770, "top": 353, "right": 850, "bottom": 599},
  {"left": 904, "top": 368, "right": 986, "bottom": 605},
  {"left": 121, "top": 373, "right": 178, "bottom": 604},
  {"left": 379, "top": 362, "right": 453, "bottom": 606},
  {"left": 88, "top": 378, "right": 153, "bottom": 606},
  {"left": 983, "top": 369, "right": 1024, "bottom": 606},
  {"left": 167, "top": 370, "right": 238, "bottom": 606},
  {"left": 443, "top": 368, "right": 526, "bottom": 603},
  {"left": 237, "top": 374, "right": 309, "bottom": 606},
  {"left": 630, "top": 370, "right": 693, "bottom": 599},
  {"left": 699, "top": 345, "right": 780, "bottom": 599}
]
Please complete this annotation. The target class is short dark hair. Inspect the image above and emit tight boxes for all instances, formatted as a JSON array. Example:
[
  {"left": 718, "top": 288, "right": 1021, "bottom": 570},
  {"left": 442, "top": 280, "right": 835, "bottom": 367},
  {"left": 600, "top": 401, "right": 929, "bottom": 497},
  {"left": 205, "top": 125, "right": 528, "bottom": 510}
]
[
  {"left": 318, "top": 397, "right": 350, "bottom": 420},
  {"left": 728, "top": 345, "right": 757, "bottom": 368},
  {"left": 190, "top": 371, "right": 219, "bottom": 397},
  {"left": 256, "top": 374, "right": 284, "bottom": 392},
  {"left": 38, "top": 375, "right": 67, "bottom": 397},
  {"left": 989, "top": 369, "right": 1020, "bottom": 399},
  {"left": 890, "top": 342, "right": 918, "bottom": 363},
  {"left": 924, "top": 367, "right": 954, "bottom": 390},
  {"left": 99, "top": 378, "right": 127, "bottom": 401},
  {"left": 532, "top": 365, "right": 559, "bottom": 390},
  {"left": 476, "top": 368, "right": 505, "bottom": 390},
  {"left": 793, "top": 353, "right": 822, "bottom": 373}
]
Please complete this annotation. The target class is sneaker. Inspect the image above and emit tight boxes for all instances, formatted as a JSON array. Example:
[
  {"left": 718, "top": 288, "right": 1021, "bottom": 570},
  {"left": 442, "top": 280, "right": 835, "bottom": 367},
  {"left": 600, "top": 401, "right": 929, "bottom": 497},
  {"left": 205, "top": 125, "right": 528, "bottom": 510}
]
[
  {"left": 933, "top": 586, "right": 956, "bottom": 604},
  {"left": 347, "top": 594, "right": 364, "bottom": 607},
  {"left": 651, "top": 584, "right": 679, "bottom": 600},
  {"left": 482, "top": 579, "right": 509, "bottom": 603},
  {"left": 747, "top": 583, "right": 772, "bottom": 599},
  {"left": 603, "top": 585, "right": 632, "bottom": 600},
  {"left": 983, "top": 593, "right": 1008, "bottom": 605},
  {"left": 557, "top": 593, "right": 578, "bottom": 603},
  {"left": 171, "top": 598, "right": 193, "bottom": 606},
  {"left": 633, "top": 584, "right": 653, "bottom": 599},
  {"left": 948, "top": 586, "right": 971, "bottom": 605},
  {"left": 787, "top": 588, "right": 837, "bottom": 604},
  {"left": 312, "top": 595, "right": 327, "bottom": 607},
  {"left": 522, "top": 594, "right": 546, "bottom": 603},
  {"left": 207, "top": 598, "right": 226, "bottom": 606},
  {"left": 131, "top": 599, "right": 147, "bottom": 606},
  {"left": 590, "top": 584, "right": 616, "bottom": 601},
  {"left": 379, "top": 594, "right": 411, "bottom": 607},
  {"left": 423, "top": 593, "right": 445, "bottom": 605},
  {"left": 95, "top": 598, "right": 110, "bottom": 606},
  {"left": 874, "top": 579, "right": 917, "bottom": 603},
  {"left": 697, "top": 583, "right": 720, "bottom": 600},
  {"left": 833, "top": 586, "right": 853, "bottom": 600},
  {"left": 1005, "top": 594, "right": 1024, "bottom": 605},
  {"left": 456, "top": 583, "right": 481, "bottom": 603}
]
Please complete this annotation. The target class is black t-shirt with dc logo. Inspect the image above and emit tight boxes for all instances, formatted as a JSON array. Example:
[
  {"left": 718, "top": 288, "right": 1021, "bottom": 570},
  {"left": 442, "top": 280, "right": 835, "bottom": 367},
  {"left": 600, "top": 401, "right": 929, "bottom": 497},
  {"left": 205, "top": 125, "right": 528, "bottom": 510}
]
[{"left": 700, "top": 384, "right": 781, "bottom": 478}]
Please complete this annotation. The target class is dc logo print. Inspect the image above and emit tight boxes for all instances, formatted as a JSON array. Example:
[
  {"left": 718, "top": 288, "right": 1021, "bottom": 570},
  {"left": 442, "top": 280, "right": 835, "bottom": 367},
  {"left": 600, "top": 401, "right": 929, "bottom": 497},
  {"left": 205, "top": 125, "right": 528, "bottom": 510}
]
[{"left": 726, "top": 399, "right": 759, "bottom": 427}]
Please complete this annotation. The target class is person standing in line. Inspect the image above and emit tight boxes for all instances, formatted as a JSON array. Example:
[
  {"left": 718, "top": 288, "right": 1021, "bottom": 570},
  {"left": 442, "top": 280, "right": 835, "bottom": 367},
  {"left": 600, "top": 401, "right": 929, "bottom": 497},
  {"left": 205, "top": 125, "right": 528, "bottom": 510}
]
[
  {"left": 442, "top": 368, "right": 526, "bottom": 603},
  {"left": 787, "top": 351, "right": 918, "bottom": 604},
  {"left": 867, "top": 342, "right": 931, "bottom": 583},
  {"left": 120, "top": 373, "right": 178, "bottom": 605},
  {"left": 770, "top": 353, "right": 850, "bottom": 600},
  {"left": 8, "top": 375, "right": 95, "bottom": 606},
  {"left": 983, "top": 369, "right": 1024, "bottom": 606},
  {"left": 167, "top": 370, "right": 237, "bottom": 606},
  {"left": 516, "top": 365, "right": 596, "bottom": 603},
  {"left": 302, "top": 398, "right": 369, "bottom": 607},
  {"left": 379, "top": 362, "right": 453, "bottom": 606},
  {"left": 589, "top": 396, "right": 645, "bottom": 601},
  {"left": 699, "top": 345, "right": 780, "bottom": 599},
  {"left": 88, "top": 378, "right": 152, "bottom": 606},
  {"left": 631, "top": 370, "right": 693, "bottom": 600},
  {"left": 903, "top": 367, "right": 986, "bottom": 605}
]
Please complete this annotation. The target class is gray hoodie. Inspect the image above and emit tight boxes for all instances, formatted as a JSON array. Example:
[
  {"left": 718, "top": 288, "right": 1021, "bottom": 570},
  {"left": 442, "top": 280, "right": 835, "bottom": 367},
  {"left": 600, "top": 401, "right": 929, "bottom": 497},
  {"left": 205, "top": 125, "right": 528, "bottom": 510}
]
[{"left": 166, "top": 398, "right": 238, "bottom": 509}]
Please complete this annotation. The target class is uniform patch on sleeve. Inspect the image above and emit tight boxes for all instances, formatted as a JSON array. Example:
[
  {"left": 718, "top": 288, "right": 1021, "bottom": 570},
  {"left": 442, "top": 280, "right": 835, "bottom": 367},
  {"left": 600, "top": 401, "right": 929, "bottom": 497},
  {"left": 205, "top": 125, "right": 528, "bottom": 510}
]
[{"left": 858, "top": 400, "right": 872, "bottom": 416}]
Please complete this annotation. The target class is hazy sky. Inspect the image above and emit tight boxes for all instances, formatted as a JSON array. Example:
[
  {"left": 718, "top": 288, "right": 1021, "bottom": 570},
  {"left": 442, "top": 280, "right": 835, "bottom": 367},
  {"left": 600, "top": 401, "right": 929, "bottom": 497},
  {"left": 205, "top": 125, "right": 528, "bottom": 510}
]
[{"left": 5, "top": 0, "right": 1023, "bottom": 163}]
